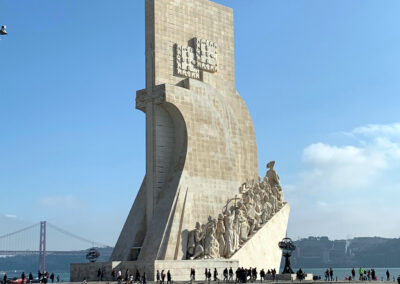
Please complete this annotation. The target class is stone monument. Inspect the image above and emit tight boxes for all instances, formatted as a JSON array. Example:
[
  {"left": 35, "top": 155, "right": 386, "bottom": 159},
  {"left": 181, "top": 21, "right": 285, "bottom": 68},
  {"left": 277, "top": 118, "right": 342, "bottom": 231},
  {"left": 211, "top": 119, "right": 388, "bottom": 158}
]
[{"left": 71, "top": 0, "right": 290, "bottom": 281}]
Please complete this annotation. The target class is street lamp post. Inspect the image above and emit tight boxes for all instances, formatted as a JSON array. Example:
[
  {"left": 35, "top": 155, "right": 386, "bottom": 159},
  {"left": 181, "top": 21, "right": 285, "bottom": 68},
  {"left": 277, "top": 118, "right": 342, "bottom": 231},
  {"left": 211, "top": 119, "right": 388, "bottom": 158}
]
[{"left": 278, "top": 237, "right": 296, "bottom": 274}]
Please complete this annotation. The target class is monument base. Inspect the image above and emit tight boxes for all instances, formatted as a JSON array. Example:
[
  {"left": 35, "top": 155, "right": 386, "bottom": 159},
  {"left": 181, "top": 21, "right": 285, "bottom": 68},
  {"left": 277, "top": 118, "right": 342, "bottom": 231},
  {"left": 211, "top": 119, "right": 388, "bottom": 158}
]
[
  {"left": 70, "top": 259, "right": 239, "bottom": 282},
  {"left": 71, "top": 204, "right": 290, "bottom": 282}
]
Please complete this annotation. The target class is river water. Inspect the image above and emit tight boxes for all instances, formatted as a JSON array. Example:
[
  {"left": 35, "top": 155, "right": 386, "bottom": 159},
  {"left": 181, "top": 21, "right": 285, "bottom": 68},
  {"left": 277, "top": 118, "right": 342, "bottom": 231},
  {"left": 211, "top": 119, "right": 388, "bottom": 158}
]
[{"left": 297, "top": 268, "right": 400, "bottom": 281}]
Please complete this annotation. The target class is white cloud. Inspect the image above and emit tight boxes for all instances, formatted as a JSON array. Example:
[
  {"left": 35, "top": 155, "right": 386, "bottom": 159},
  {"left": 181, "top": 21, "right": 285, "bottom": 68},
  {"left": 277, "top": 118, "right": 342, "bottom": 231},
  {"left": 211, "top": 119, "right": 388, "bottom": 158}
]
[
  {"left": 39, "top": 195, "right": 80, "bottom": 208},
  {"left": 287, "top": 122, "right": 400, "bottom": 239},
  {"left": 300, "top": 142, "right": 387, "bottom": 191},
  {"left": 298, "top": 122, "right": 400, "bottom": 192},
  {"left": 352, "top": 122, "right": 400, "bottom": 138},
  {"left": 4, "top": 214, "right": 17, "bottom": 218}
]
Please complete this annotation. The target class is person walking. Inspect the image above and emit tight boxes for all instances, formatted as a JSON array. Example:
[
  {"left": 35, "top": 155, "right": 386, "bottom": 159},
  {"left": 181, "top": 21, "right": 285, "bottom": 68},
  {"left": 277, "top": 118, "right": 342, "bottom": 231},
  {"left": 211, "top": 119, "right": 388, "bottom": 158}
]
[
  {"left": 252, "top": 268, "right": 257, "bottom": 281},
  {"left": 117, "top": 269, "right": 122, "bottom": 284},
  {"left": 3, "top": 273, "right": 7, "bottom": 284},
  {"left": 371, "top": 269, "right": 376, "bottom": 281},
  {"left": 229, "top": 268, "right": 233, "bottom": 282},
  {"left": 142, "top": 272, "right": 146, "bottom": 284},
  {"left": 50, "top": 273, "right": 54, "bottom": 283},
  {"left": 387, "top": 270, "right": 390, "bottom": 281},
  {"left": 329, "top": 268, "right": 334, "bottom": 281},
  {"left": 156, "top": 270, "right": 160, "bottom": 283},
  {"left": 125, "top": 269, "right": 130, "bottom": 282},
  {"left": 359, "top": 268, "right": 363, "bottom": 281},
  {"left": 260, "top": 269, "right": 265, "bottom": 282},
  {"left": 29, "top": 273, "right": 33, "bottom": 283},
  {"left": 161, "top": 270, "right": 165, "bottom": 284},
  {"left": 351, "top": 269, "right": 355, "bottom": 281},
  {"left": 223, "top": 268, "right": 228, "bottom": 282},
  {"left": 166, "top": 271, "right": 171, "bottom": 284},
  {"left": 56, "top": 276, "right": 60, "bottom": 283},
  {"left": 134, "top": 270, "right": 140, "bottom": 283},
  {"left": 213, "top": 268, "right": 218, "bottom": 281}
]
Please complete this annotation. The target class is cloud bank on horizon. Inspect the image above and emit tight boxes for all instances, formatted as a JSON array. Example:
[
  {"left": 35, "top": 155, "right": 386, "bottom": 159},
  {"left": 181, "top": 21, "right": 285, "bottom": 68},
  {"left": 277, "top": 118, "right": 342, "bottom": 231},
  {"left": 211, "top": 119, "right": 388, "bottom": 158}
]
[{"left": 286, "top": 122, "right": 400, "bottom": 240}]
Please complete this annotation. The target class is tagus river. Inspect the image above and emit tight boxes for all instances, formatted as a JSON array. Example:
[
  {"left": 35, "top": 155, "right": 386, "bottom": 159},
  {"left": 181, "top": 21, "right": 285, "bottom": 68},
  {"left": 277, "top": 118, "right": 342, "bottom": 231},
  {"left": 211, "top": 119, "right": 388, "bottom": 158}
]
[{"left": 299, "top": 268, "right": 400, "bottom": 281}]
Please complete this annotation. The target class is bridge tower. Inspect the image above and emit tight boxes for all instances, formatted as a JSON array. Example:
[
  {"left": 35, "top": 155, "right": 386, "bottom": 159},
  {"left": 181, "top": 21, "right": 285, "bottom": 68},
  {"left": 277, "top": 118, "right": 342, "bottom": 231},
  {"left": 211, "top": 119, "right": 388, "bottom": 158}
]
[{"left": 38, "top": 221, "right": 46, "bottom": 272}]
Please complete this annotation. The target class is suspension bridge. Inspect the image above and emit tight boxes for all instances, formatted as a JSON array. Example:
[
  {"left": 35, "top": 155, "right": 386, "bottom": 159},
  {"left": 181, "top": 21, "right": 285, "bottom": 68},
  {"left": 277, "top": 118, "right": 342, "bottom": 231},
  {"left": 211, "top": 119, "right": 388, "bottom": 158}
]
[{"left": 0, "top": 221, "right": 111, "bottom": 272}]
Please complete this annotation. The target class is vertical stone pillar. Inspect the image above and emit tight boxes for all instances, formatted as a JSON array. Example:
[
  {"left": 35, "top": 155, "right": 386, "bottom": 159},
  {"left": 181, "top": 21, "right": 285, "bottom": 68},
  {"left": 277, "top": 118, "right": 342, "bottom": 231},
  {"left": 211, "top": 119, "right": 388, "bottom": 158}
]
[{"left": 145, "top": 102, "right": 155, "bottom": 229}]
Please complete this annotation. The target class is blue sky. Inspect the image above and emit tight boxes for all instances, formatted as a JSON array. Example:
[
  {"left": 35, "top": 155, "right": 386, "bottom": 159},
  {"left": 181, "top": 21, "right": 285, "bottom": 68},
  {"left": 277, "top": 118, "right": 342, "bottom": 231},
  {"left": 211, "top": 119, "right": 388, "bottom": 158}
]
[{"left": 1, "top": 0, "right": 400, "bottom": 249}]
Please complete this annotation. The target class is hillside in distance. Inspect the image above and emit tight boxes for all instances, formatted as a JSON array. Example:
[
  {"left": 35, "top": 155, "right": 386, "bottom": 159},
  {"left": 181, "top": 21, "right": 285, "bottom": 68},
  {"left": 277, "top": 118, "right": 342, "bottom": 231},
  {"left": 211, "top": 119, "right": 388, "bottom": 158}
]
[{"left": 292, "top": 236, "right": 400, "bottom": 268}]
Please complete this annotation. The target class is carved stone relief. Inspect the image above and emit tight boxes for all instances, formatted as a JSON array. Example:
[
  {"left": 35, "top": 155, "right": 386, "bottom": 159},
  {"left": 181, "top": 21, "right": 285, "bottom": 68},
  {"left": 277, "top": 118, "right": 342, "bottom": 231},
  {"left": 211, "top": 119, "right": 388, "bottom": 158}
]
[
  {"left": 195, "top": 38, "right": 218, "bottom": 72},
  {"left": 175, "top": 38, "right": 218, "bottom": 80},
  {"left": 176, "top": 44, "right": 200, "bottom": 79}
]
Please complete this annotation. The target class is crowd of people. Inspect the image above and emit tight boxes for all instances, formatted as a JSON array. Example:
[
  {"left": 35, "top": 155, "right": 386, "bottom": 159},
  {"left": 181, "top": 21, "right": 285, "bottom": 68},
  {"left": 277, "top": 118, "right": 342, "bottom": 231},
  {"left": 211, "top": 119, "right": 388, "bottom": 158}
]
[
  {"left": 2, "top": 271, "right": 61, "bottom": 284},
  {"left": 105, "top": 268, "right": 171, "bottom": 284},
  {"left": 324, "top": 268, "right": 335, "bottom": 281},
  {"left": 344, "top": 268, "right": 397, "bottom": 282},
  {"left": 189, "top": 267, "right": 280, "bottom": 283}
]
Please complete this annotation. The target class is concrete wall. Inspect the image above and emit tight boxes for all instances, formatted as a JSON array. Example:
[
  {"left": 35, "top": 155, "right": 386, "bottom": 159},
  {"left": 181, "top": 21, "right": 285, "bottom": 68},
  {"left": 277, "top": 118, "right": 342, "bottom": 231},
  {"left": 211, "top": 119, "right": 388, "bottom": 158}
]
[{"left": 71, "top": 260, "right": 237, "bottom": 282}]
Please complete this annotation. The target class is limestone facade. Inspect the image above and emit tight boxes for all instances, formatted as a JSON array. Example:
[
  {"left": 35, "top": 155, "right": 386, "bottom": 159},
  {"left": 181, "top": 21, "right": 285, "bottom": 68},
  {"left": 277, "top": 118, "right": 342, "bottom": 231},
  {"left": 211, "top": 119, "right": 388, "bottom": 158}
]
[{"left": 112, "top": 0, "right": 259, "bottom": 263}]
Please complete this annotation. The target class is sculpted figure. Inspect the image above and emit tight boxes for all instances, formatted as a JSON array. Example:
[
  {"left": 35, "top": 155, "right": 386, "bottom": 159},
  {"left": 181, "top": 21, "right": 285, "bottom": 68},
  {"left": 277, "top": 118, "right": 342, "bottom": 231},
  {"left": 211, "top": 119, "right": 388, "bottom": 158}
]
[
  {"left": 233, "top": 209, "right": 240, "bottom": 251},
  {"left": 237, "top": 209, "right": 249, "bottom": 244},
  {"left": 192, "top": 222, "right": 205, "bottom": 259},
  {"left": 210, "top": 228, "right": 220, "bottom": 258},
  {"left": 265, "top": 183, "right": 277, "bottom": 213},
  {"left": 204, "top": 221, "right": 219, "bottom": 258},
  {"left": 216, "top": 214, "right": 225, "bottom": 256},
  {"left": 261, "top": 198, "right": 272, "bottom": 223},
  {"left": 246, "top": 199, "right": 262, "bottom": 235},
  {"left": 271, "top": 185, "right": 283, "bottom": 209},
  {"left": 187, "top": 228, "right": 196, "bottom": 258},
  {"left": 266, "top": 161, "right": 284, "bottom": 204},
  {"left": 240, "top": 180, "right": 253, "bottom": 194},
  {"left": 252, "top": 194, "right": 263, "bottom": 227},
  {"left": 223, "top": 210, "right": 235, "bottom": 257},
  {"left": 266, "top": 161, "right": 280, "bottom": 188}
]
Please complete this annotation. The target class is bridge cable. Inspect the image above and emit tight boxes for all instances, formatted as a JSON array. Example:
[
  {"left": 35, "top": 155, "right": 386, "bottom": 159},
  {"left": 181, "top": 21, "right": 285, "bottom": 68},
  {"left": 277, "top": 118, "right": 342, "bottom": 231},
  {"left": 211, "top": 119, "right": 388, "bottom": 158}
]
[
  {"left": 0, "top": 223, "right": 39, "bottom": 240},
  {"left": 46, "top": 222, "right": 109, "bottom": 248}
]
